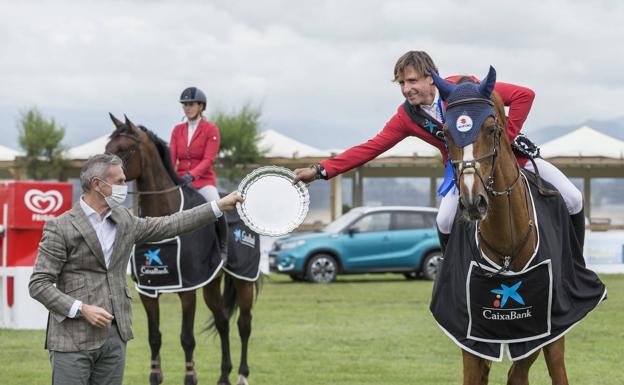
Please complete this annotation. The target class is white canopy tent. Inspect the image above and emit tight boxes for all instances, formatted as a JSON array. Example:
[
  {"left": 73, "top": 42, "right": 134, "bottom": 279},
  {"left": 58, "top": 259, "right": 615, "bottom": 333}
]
[
  {"left": 65, "top": 135, "right": 109, "bottom": 160},
  {"left": 539, "top": 126, "right": 624, "bottom": 221},
  {"left": 258, "top": 129, "right": 330, "bottom": 158},
  {"left": 378, "top": 136, "right": 439, "bottom": 158},
  {"left": 64, "top": 129, "right": 331, "bottom": 160},
  {"left": 541, "top": 126, "right": 624, "bottom": 159},
  {"left": 0, "top": 144, "right": 22, "bottom": 161}
]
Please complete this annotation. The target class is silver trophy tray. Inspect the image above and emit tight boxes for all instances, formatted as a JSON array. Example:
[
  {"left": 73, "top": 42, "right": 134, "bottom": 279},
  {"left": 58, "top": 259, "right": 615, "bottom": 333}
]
[{"left": 237, "top": 166, "right": 310, "bottom": 236}]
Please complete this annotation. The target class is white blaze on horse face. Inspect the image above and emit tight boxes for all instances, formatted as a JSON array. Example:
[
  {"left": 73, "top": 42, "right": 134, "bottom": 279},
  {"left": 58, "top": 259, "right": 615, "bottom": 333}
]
[{"left": 462, "top": 144, "right": 475, "bottom": 199}]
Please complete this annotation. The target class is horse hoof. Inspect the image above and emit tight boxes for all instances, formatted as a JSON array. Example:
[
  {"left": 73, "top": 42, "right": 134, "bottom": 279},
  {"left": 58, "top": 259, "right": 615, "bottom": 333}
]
[
  {"left": 237, "top": 375, "right": 249, "bottom": 385},
  {"left": 185, "top": 374, "right": 198, "bottom": 385},
  {"left": 149, "top": 372, "right": 163, "bottom": 385}
]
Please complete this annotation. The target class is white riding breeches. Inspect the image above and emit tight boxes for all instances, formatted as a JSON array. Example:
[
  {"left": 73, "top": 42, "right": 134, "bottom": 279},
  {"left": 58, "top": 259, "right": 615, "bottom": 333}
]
[
  {"left": 197, "top": 185, "right": 220, "bottom": 203},
  {"left": 436, "top": 187, "right": 460, "bottom": 235},
  {"left": 523, "top": 158, "right": 583, "bottom": 215},
  {"left": 435, "top": 158, "right": 583, "bottom": 235}
]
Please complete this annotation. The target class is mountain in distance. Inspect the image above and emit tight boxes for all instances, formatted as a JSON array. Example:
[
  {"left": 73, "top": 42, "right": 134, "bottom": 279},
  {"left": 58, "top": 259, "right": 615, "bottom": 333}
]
[{"left": 526, "top": 116, "right": 624, "bottom": 145}]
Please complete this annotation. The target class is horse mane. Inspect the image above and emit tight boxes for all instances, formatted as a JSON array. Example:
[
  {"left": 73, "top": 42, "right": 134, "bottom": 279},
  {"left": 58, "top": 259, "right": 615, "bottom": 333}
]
[{"left": 110, "top": 124, "right": 183, "bottom": 185}]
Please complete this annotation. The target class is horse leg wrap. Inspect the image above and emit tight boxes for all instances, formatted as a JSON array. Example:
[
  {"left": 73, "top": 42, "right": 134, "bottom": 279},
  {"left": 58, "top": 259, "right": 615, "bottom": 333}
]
[
  {"left": 184, "top": 361, "right": 198, "bottom": 385},
  {"left": 150, "top": 357, "right": 163, "bottom": 385},
  {"left": 237, "top": 374, "right": 250, "bottom": 385}
]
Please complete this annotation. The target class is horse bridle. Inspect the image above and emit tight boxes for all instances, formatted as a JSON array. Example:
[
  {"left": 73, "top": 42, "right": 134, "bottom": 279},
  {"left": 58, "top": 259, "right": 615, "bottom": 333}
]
[
  {"left": 446, "top": 97, "right": 534, "bottom": 274},
  {"left": 112, "top": 132, "right": 142, "bottom": 169},
  {"left": 447, "top": 98, "right": 522, "bottom": 197},
  {"left": 108, "top": 131, "right": 181, "bottom": 196}
]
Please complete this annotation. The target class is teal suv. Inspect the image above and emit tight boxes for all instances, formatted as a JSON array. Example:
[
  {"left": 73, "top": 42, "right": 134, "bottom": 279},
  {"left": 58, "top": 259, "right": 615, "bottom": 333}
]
[{"left": 269, "top": 206, "right": 442, "bottom": 283}]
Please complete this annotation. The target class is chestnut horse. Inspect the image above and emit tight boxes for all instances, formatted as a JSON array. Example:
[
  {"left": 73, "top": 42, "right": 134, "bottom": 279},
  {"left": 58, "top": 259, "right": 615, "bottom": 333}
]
[
  {"left": 430, "top": 67, "right": 594, "bottom": 385},
  {"left": 105, "top": 114, "right": 258, "bottom": 385}
]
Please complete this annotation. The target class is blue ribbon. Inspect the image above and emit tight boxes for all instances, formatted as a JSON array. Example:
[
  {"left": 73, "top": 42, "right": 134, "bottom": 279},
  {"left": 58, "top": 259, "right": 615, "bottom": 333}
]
[{"left": 438, "top": 159, "right": 456, "bottom": 197}]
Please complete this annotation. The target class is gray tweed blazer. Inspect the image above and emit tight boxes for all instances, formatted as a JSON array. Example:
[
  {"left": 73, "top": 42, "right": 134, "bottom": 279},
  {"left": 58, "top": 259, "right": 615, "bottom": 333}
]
[{"left": 29, "top": 201, "right": 216, "bottom": 352}]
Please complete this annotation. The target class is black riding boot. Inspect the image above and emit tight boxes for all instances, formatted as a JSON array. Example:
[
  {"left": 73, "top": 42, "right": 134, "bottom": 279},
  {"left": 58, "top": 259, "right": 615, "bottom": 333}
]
[
  {"left": 570, "top": 207, "right": 586, "bottom": 251},
  {"left": 437, "top": 227, "right": 450, "bottom": 256}
]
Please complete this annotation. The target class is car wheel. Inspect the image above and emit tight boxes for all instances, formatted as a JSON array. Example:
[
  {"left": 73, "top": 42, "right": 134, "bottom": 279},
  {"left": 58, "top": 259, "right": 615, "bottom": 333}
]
[
  {"left": 421, "top": 250, "right": 443, "bottom": 281},
  {"left": 403, "top": 271, "right": 420, "bottom": 280},
  {"left": 305, "top": 254, "right": 338, "bottom": 283},
  {"left": 289, "top": 274, "right": 305, "bottom": 282}
]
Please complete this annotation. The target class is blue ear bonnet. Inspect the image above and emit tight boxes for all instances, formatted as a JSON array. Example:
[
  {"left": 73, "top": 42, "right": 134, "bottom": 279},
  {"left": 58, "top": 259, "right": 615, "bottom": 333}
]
[{"left": 431, "top": 66, "right": 497, "bottom": 148}]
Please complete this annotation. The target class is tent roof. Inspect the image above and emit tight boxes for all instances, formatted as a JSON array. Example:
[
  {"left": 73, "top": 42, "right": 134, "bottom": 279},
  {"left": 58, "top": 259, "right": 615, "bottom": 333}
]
[
  {"left": 259, "top": 129, "right": 330, "bottom": 158},
  {"left": 65, "top": 135, "right": 109, "bottom": 160},
  {"left": 65, "top": 126, "right": 624, "bottom": 162},
  {"left": 0, "top": 144, "right": 22, "bottom": 161},
  {"left": 377, "top": 136, "right": 439, "bottom": 158},
  {"left": 540, "top": 126, "right": 624, "bottom": 159}
]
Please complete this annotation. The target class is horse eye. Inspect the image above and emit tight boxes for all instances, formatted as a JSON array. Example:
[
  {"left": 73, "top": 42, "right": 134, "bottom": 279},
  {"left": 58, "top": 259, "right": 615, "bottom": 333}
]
[{"left": 487, "top": 125, "right": 497, "bottom": 136}]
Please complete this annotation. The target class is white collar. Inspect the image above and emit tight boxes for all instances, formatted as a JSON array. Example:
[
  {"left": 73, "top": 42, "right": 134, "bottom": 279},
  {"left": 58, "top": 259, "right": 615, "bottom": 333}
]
[
  {"left": 187, "top": 117, "right": 201, "bottom": 127},
  {"left": 421, "top": 88, "right": 440, "bottom": 109},
  {"left": 80, "top": 196, "right": 112, "bottom": 222}
]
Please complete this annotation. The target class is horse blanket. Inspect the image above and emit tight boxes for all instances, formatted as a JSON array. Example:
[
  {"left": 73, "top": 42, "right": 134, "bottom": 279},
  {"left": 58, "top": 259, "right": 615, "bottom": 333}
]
[
  {"left": 222, "top": 201, "right": 261, "bottom": 281},
  {"left": 430, "top": 171, "right": 607, "bottom": 361},
  {"left": 131, "top": 187, "right": 223, "bottom": 297}
]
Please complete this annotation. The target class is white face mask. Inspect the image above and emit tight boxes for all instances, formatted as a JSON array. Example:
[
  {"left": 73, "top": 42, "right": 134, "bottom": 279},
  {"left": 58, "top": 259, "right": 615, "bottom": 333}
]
[{"left": 96, "top": 179, "right": 128, "bottom": 209}]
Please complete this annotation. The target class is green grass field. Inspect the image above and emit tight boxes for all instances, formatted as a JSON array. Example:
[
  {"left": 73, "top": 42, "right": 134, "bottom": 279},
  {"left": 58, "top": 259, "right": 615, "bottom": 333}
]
[{"left": 2, "top": 274, "right": 622, "bottom": 385}]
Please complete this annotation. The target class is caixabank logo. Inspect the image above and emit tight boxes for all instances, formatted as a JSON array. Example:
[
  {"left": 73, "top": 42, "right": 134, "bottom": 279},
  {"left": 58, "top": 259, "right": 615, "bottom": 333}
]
[
  {"left": 482, "top": 281, "right": 533, "bottom": 320},
  {"left": 24, "top": 189, "right": 63, "bottom": 221},
  {"left": 233, "top": 228, "right": 256, "bottom": 248},
  {"left": 140, "top": 248, "right": 170, "bottom": 275}
]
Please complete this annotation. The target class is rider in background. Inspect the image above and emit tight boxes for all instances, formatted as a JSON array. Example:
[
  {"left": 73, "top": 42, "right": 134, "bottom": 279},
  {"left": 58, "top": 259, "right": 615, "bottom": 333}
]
[
  {"left": 170, "top": 86, "right": 221, "bottom": 203},
  {"left": 293, "top": 51, "right": 585, "bottom": 253}
]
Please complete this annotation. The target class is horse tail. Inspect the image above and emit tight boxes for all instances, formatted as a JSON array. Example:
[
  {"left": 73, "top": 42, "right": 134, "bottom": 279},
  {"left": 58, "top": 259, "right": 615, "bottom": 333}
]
[
  {"left": 204, "top": 273, "right": 237, "bottom": 334},
  {"left": 223, "top": 273, "right": 238, "bottom": 319},
  {"left": 205, "top": 272, "right": 264, "bottom": 334},
  {"left": 224, "top": 272, "right": 265, "bottom": 317}
]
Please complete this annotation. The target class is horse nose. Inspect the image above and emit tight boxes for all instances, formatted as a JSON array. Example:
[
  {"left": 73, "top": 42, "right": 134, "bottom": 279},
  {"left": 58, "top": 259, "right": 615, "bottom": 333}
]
[
  {"left": 459, "top": 193, "right": 488, "bottom": 220},
  {"left": 476, "top": 193, "right": 488, "bottom": 215}
]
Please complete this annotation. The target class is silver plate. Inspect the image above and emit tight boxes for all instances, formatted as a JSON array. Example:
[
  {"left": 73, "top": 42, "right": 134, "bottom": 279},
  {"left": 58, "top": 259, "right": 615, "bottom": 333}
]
[{"left": 237, "top": 166, "right": 310, "bottom": 236}]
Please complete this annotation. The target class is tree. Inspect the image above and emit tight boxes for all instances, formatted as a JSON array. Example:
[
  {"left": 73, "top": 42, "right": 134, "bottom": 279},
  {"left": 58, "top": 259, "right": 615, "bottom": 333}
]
[
  {"left": 212, "top": 103, "right": 267, "bottom": 183},
  {"left": 16, "top": 107, "right": 68, "bottom": 180}
]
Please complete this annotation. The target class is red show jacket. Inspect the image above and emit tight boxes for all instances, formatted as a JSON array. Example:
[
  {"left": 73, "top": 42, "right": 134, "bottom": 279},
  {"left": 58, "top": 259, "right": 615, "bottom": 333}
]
[
  {"left": 320, "top": 76, "right": 535, "bottom": 179},
  {"left": 169, "top": 118, "right": 220, "bottom": 188}
]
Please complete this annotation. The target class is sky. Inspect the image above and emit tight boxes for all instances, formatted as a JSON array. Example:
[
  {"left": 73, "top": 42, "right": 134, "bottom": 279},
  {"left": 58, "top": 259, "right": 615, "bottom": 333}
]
[{"left": 1, "top": 0, "right": 623, "bottom": 152}]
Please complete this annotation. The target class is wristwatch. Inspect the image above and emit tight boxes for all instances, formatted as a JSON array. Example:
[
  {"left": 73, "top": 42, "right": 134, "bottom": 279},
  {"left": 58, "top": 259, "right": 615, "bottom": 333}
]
[
  {"left": 311, "top": 164, "right": 328, "bottom": 180},
  {"left": 75, "top": 303, "right": 83, "bottom": 319}
]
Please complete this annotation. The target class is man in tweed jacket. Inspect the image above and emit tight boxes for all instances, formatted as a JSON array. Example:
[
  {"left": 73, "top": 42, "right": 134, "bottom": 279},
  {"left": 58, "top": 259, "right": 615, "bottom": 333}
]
[{"left": 29, "top": 154, "right": 243, "bottom": 385}]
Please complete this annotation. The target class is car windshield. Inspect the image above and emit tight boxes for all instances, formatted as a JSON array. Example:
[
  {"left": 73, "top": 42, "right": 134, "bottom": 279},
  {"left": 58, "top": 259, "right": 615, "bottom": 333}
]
[{"left": 323, "top": 208, "right": 366, "bottom": 233}]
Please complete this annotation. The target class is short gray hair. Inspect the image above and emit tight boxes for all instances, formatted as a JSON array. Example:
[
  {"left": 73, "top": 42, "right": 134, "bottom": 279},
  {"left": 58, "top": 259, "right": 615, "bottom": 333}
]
[{"left": 80, "top": 154, "right": 123, "bottom": 193}]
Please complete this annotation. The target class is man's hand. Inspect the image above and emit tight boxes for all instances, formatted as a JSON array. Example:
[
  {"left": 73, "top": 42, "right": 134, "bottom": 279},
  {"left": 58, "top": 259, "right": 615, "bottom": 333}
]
[
  {"left": 82, "top": 304, "right": 114, "bottom": 328},
  {"left": 217, "top": 191, "right": 244, "bottom": 212},
  {"left": 293, "top": 167, "right": 318, "bottom": 185}
]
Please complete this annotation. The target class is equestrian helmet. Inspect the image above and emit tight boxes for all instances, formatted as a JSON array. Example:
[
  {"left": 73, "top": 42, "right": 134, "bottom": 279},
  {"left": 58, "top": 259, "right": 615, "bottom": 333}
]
[{"left": 179, "top": 87, "right": 207, "bottom": 105}]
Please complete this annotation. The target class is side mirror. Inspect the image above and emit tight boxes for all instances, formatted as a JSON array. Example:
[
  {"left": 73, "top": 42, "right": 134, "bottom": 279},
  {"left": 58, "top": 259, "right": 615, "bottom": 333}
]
[{"left": 347, "top": 226, "right": 360, "bottom": 236}]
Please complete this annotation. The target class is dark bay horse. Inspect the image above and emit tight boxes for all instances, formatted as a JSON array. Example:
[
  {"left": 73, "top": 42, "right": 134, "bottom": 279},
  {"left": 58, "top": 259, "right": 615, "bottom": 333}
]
[
  {"left": 430, "top": 68, "right": 605, "bottom": 385},
  {"left": 105, "top": 114, "right": 258, "bottom": 385}
]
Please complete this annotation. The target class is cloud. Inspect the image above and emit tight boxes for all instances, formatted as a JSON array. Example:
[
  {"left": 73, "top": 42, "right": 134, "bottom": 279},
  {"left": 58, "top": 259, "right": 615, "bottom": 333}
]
[{"left": 0, "top": 0, "right": 623, "bottom": 150}]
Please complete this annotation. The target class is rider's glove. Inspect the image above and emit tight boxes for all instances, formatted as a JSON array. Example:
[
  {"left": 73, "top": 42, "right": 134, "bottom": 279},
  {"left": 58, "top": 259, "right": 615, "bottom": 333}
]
[{"left": 182, "top": 173, "right": 194, "bottom": 185}]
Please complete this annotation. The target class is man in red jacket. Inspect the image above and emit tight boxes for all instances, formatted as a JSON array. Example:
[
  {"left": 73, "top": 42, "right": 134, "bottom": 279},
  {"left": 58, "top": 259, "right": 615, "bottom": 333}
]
[{"left": 294, "top": 51, "right": 585, "bottom": 254}]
